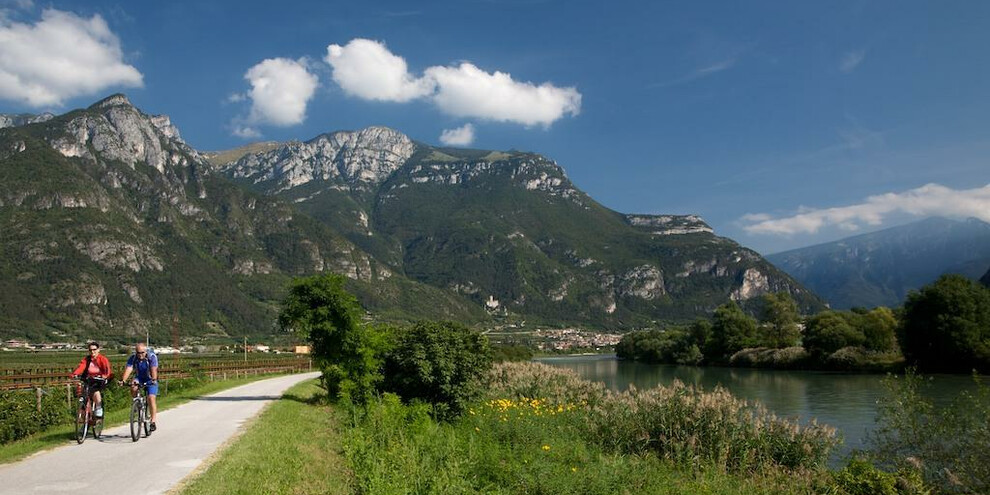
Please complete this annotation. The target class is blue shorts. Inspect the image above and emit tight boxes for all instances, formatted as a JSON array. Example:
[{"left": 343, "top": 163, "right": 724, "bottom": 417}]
[{"left": 139, "top": 380, "right": 158, "bottom": 396}]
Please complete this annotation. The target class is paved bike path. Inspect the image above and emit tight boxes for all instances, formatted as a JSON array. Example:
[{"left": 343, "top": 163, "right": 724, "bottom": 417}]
[{"left": 0, "top": 371, "right": 321, "bottom": 495}]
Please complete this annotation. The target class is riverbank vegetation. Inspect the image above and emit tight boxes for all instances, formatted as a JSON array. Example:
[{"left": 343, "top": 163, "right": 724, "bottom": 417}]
[
  {"left": 255, "top": 273, "right": 953, "bottom": 494},
  {"left": 618, "top": 275, "right": 990, "bottom": 373}
]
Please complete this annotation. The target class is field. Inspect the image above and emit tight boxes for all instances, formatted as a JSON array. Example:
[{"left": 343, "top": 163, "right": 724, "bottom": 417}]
[{"left": 0, "top": 350, "right": 311, "bottom": 390}]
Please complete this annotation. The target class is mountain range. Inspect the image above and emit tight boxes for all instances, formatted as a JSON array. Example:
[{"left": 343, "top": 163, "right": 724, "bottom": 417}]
[
  {"left": 766, "top": 217, "right": 990, "bottom": 309},
  {"left": 0, "top": 95, "right": 821, "bottom": 343}
]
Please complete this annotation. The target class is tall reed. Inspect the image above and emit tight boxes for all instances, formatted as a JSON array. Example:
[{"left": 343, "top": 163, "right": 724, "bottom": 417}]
[{"left": 486, "top": 362, "right": 837, "bottom": 472}]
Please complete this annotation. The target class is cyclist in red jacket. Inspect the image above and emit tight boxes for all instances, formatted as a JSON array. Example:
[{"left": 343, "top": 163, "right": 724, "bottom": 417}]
[{"left": 71, "top": 341, "right": 113, "bottom": 418}]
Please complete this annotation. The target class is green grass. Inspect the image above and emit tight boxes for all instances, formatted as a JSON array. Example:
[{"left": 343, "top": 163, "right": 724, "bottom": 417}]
[
  {"left": 178, "top": 384, "right": 832, "bottom": 494},
  {"left": 0, "top": 373, "right": 295, "bottom": 464},
  {"left": 339, "top": 394, "right": 829, "bottom": 495},
  {"left": 178, "top": 379, "right": 353, "bottom": 495}
]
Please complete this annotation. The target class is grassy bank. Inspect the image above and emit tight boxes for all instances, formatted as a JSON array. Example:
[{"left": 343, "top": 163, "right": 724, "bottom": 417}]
[
  {"left": 0, "top": 372, "right": 299, "bottom": 464},
  {"left": 181, "top": 365, "right": 853, "bottom": 495},
  {"left": 179, "top": 379, "right": 353, "bottom": 495}
]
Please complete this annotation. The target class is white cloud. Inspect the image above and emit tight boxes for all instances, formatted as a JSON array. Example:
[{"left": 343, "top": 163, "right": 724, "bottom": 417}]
[
  {"left": 0, "top": 8, "right": 143, "bottom": 107},
  {"left": 839, "top": 49, "right": 866, "bottom": 73},
  {"left": 239, "top": 57, "right": 318, "bottom": 129},
  {"left": 426, "top": 63, "right": 581, "bottom": 127},
  {"left": 439, "top": 123, "right": 475, "bottom": 146},
  {"left": 232, "top": 125, "right": 261, "bottom": 139},
  {"left": 325, "top": 38, "right": 433, "bottom": 102},
  {"left": 742, "top": 183, "right": 990, "bottom": 235},
  {"left": 324, "top": 38, "right": 581, "bottom": 127}
]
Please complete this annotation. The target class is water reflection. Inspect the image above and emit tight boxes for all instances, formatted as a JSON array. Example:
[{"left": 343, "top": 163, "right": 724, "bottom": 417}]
[{"left": 536, "top": 355, "right": 975, "bottom": 460}]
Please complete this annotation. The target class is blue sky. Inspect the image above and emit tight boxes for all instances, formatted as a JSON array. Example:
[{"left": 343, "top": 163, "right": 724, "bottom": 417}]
[{"left": 1, "top": 0, "right": 988, "bottom": 254}]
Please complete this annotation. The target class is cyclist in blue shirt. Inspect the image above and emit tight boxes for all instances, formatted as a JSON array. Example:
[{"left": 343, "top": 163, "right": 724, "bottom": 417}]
[{"left": 120, "top": 343, "right": 159, "bottom": 431}]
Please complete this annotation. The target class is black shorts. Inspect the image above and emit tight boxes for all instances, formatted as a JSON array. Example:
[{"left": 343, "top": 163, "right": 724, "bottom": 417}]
[{"left": 84, "top": 377, "right": 108, "bottom": 392}]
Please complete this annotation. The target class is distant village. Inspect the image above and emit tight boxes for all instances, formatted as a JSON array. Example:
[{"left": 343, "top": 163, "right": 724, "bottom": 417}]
[{"left": 1, "top": 339, "right": 310, "bottom": 355}]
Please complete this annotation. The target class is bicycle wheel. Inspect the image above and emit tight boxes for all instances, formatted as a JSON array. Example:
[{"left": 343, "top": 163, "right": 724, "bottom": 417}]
[
  {"left": 142, "top": 400, "right": 151, "bottom": 437},
  {"left": 129, "top": 400, "right": 141, "bottom": 442},
  {"left": 74, "top": 400, "right": 89, "bottom": 444},
  {"left": 92, "top": 411, "right": 103, "bottom": 439}
]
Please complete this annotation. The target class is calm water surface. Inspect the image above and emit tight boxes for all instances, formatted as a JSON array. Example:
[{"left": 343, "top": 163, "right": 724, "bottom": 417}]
[{"left": 536, "top": 354, "right": 976, "bottom": 460}]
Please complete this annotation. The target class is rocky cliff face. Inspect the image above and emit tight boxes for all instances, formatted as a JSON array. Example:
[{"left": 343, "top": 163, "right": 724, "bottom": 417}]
[
  {"left": 0, "top": 112, "right": 54, "bottom": 128},
  {"left": 49, "top": 94, "right": 199, "bottom": 174},
  {"left": 213, "top": 126, "right": 822, "bottom": 325},
  {"left": 626, "top": 214, "right": 714, "bottom": 235},
  {"left": 221, "top": 126, "right": 416, "bottom": 193}
]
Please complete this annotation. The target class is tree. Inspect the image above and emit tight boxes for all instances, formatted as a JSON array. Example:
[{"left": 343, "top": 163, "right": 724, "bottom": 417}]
[
  {"left": 759, "top": 292, "right": 801, "bottom": 348},
  {"left": 278, "top": 273, "right": 383, "bottom": 402},
  {"left": 900, "top": 274, "right": 990, "bottom": 373},
  {"left": 860, "top": 307, "right": 898, "bottom": 352},
  {"left": 803, "top": 311, "right": 864, "bottom": 360},
  {"left": 381, "top": 321, "right": 492, "bottom": 418},
  {"left": 705, "top": 301, "right": 759, "bottom": 361}
]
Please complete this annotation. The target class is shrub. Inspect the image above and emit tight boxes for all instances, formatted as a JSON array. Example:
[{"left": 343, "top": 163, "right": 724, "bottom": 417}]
[
  {"left": 0, "top": 388, "right": 69, "bottom": 444},
  {"left": 729, "top": 346, "right": 809, "bottom": 369},
  {"left": 381, "top": 321, "right": 493, "bottom": 418},
  {"left": 868, "top": 370, "right": 989, "bottom": 494},
  {"left": 831, "top": 457, "right": 901, "bottom": 495}
]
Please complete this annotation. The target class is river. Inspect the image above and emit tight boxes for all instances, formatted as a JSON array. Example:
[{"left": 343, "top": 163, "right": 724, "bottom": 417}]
[{"left": 536, "top": 354, "right": 978, "bottom": 461}]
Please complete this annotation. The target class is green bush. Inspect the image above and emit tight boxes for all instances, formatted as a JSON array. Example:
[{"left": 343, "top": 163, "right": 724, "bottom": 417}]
[
  {"left": 0, "top": 388, "right": 69, "bottom": 444},
  {"left": 868, "top": 370, "right": 989, "bottom": 494},
  {"left": 381, "top": 321, "right": 493, "bottom": 418},
  {"left": 831, "top": 457, "right": 901, "bottom": 495},
  {"left": 729, "top": 346, "right": 809, "bottom": 369}
]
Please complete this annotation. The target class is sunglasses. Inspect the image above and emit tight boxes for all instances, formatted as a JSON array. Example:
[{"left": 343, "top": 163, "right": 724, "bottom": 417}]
[{"left": 89, "top": 348, "right": 99, "bottom": 351}]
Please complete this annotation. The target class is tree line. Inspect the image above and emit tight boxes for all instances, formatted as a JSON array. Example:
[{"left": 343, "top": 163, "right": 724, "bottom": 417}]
[{"left": 617, "top": 274, "right": 990, "bottom": 373}]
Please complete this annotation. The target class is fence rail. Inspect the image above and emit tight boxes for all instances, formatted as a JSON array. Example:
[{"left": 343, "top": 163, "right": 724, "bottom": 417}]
[{"left": 0, "top": 358, "right": 312, "bottom": 390}]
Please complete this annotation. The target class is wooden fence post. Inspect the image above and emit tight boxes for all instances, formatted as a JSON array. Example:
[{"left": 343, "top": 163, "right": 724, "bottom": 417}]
[
  {"left": 66, "top": 383, "right": 72, "bottom": 410},
  {"left": 36, "top": 387, "right": 42, "bottom": 413}
]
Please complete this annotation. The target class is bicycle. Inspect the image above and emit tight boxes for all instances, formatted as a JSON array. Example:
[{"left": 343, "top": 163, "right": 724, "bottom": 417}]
[
  {"left": 74, "top": 376, "right": 107, "bottom": 444},
  {"left": 129, "top": 381, "right": 153, "bottom": 442}
]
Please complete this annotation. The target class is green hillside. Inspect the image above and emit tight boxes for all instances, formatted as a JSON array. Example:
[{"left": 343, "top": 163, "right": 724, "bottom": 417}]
[{"left": 0, "top": 98, "right": 484, "bottom": 343}]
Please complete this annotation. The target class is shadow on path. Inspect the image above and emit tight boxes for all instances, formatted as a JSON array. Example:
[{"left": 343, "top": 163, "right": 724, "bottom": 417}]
[{"left": 94, "top": 434, "right": 139, "bottom": 444}]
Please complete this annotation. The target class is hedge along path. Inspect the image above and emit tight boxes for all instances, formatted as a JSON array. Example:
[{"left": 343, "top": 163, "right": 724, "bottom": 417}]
[{"left": 0, "top": 372, "right": 320, "bottom": 495}]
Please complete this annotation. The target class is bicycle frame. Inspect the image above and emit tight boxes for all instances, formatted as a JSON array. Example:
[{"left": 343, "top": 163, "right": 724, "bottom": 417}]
[
  {"left": 74, "top": 377, "right": 105, "bottom": 444},
  {"left": 129, "top": 382, "right": 152, "bottom": 442}
]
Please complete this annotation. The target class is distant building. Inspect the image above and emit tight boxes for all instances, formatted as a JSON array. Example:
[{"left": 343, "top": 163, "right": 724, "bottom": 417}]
[
  {"left": 3, "top": 339, "right": 28, "bottom": 349},
  {"left": 253, "top": 344, "right": 270, "bottom": 353},
  {"left": 485, "top": 295, "right": 500, "bottom": 311},
  {"left": 294, "top": 345, "right": 311, "bottom": 354}
]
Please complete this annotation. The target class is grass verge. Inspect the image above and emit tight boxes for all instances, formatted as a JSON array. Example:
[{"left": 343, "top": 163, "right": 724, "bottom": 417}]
[
  {"left": 0, "top": 373, "right": 300, "bottom": 465},
  {"left": 177, "top": 379, "right": 353, "bottom": 495}
]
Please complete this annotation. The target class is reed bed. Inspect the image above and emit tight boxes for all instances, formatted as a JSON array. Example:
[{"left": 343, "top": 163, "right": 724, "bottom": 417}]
[{"left": 485, "top": 362, "right": 838, "bottom": 472}]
